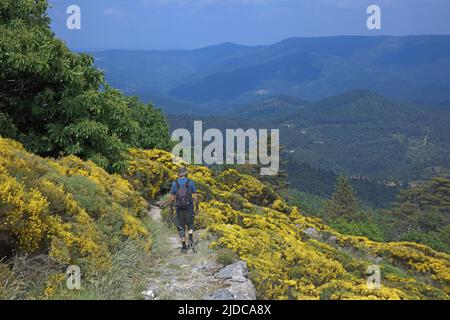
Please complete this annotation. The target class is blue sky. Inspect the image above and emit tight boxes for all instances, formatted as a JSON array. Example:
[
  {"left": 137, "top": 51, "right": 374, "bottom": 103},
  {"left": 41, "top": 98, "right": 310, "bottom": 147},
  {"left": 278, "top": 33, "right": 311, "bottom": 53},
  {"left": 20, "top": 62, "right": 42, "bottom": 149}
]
[{"left": 49, "top": 0, "right": 450, "bottom": 50}]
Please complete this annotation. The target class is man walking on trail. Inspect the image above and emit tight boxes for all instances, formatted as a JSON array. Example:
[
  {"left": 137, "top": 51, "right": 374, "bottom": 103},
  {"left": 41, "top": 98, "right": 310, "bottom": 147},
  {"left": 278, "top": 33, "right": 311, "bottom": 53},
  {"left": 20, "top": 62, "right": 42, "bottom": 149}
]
[{"left": 170, "top": 167, "right": 199, "bottom": 253}]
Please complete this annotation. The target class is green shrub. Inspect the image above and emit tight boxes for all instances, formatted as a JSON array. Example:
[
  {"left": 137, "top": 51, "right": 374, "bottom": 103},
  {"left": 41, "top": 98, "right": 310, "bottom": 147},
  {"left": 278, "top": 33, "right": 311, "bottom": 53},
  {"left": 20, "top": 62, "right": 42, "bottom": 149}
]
[
  {"left": 216, "top": 248, "right": 238, "bottom": 266},
  {"left": 330, "top": 218, "right": 385, "bottom": 242},
  {"left": 401, "top": 230, "right": 450, "bottom": 254}
]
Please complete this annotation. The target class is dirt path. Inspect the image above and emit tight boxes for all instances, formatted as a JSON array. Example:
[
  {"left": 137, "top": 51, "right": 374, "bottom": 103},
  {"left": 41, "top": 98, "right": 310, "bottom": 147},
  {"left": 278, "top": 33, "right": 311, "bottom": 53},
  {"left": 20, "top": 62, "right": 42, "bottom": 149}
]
[
  {"left": 148, "top": 205, "right": 162, "bottom": 221},
  {"left": 142, "top": 204, "right": 255, "bottom": 300}
]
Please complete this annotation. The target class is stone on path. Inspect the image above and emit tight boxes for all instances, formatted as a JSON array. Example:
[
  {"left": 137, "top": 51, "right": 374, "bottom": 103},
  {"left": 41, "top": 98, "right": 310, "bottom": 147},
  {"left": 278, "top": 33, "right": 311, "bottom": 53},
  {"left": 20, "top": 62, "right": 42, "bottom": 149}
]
[{"left": 206, "top": 261, "right": 256, "bottom": 300}]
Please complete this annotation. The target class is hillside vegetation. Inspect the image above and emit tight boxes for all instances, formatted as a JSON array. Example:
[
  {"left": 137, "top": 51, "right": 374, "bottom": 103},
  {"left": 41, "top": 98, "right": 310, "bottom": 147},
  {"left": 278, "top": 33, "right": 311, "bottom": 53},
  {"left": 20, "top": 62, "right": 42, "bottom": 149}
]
[
  {"left": 0, "top": 137, "right": 153, "bottom": 298},
  {"left": 1, "top": 137, "right": 450, "bottom": 299}
]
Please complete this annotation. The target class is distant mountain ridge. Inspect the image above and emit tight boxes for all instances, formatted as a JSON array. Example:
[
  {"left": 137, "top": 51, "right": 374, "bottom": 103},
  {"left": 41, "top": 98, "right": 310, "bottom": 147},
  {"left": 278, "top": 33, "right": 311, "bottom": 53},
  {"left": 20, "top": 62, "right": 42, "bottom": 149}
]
[
  {"left": 94, "top": 36, "right": 450, "bottom": 184},
  {"left": 93, "top": 35, "right": 450, "bottom": 113}
]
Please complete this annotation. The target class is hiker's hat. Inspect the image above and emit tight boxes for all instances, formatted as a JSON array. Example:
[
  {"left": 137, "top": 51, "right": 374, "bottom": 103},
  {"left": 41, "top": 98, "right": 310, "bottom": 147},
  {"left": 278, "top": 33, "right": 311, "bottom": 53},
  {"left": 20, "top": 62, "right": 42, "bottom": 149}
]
[{"left": 178, "top": 167, "right": 188, "bottom": 177}]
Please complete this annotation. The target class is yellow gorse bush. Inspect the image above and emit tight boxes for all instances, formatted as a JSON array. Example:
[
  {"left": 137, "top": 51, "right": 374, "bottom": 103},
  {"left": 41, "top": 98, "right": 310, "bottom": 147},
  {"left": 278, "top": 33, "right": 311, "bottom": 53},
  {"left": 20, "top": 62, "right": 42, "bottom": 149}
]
[
  {"left": 0, "top": 137, "right": 152, "bottom": 296},
  {"left": 0, "top": 173, "right": 48, "bottom": 251},
  {"left": 124, "top": 148, "right": 179, "bottom": 201},
  {"left": 2, "top": 138, "right": 449, "bottom": 300},
  {"left": 125, "top": 149, "right": 450, "bottom": 300}
]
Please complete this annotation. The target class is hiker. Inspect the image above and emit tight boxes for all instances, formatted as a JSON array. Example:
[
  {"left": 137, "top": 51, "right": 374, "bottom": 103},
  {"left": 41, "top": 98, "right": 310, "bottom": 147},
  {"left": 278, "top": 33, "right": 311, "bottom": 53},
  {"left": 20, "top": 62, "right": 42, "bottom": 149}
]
[{"left": 170, "top": 167, "right": 199, "bottom": 253}]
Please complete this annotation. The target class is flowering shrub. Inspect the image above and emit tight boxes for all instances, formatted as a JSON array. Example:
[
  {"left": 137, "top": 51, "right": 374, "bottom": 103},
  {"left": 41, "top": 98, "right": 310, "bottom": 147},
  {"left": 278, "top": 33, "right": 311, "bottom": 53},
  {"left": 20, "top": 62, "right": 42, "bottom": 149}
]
[
  {"left": 218, "top": 169, "right": 277, "bottom": 206},
  {"left": 122, "top": 146, "right": 449, "bottom": 299},
  {"left": 124, "top": 148, "right": 176, "bottom": 201},
  {"left": 2, "top": 137, "right": 449, "bottom": 300},
  {"left": 0, "top": 137, "right": 152, "bottom": 297},
  {"left": 0, "top": 174, "right": 48, "bottom": 252},
  {"left": 209, "top": 204, "right": 450, "bottom": 299}
]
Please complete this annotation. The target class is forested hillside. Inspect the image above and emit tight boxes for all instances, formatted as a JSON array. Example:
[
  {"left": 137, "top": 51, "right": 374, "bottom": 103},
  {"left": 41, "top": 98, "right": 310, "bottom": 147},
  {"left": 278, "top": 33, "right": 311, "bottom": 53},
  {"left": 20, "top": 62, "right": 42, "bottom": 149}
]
[
  {"left": 278, "top": 90, "right": 450, "bottom": 181},
  {"left": 167, "top": 90, "right": 450, "bottom": 205}
]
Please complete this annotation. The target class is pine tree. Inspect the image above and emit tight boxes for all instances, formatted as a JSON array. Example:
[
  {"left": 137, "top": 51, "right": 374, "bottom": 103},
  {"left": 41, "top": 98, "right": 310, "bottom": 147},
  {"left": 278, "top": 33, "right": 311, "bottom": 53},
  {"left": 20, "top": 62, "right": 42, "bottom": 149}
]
[{"left": 327, "top": 175, "right": 359, "bottom": 216}]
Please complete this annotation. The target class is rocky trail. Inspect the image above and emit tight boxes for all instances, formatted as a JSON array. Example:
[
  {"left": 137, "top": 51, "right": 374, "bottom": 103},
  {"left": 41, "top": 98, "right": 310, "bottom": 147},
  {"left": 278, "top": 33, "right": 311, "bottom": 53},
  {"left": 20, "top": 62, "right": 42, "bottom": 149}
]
[{"left": 142, "top": 204, "right": 256, "bottom": 300}]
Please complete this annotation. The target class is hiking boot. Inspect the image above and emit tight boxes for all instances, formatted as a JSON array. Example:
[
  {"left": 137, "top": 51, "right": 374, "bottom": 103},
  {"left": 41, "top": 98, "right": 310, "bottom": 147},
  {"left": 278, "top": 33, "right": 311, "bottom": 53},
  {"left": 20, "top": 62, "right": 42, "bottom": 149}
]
[
  {"left": 181, "top": 242, "right": 188, "bottom": 254},
  {"left": 187, "top": 235, "right": 196, "bottom": 253}
]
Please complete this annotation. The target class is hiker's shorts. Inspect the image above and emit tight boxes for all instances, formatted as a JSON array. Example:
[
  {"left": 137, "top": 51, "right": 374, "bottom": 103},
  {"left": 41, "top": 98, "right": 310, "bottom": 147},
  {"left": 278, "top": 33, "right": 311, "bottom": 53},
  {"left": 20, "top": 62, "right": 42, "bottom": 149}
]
[{"left": 175, "top": 205, "right": 194, "bottom": 238}]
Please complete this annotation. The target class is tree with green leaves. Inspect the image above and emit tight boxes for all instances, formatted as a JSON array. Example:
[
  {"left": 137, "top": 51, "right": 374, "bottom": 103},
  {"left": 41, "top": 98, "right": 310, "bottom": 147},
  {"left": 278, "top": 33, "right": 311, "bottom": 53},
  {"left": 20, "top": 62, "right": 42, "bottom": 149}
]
[
  {"left": 326, "top": 175, "right": 360, "bottom": 217},
  {"left": 387, "top": 177, "right": 450, "bottom": 252},
  {"left": 395, "top": 177, "right": 450, "bottom": 214},
  {"left": 0, "top": 0, "right": 171, "bottom": 172}
]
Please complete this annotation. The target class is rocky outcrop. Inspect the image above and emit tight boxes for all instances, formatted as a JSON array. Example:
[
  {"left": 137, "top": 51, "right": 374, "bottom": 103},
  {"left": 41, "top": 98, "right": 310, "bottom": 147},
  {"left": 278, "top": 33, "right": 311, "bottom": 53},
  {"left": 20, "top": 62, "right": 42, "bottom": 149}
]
[
  {"left": 304, "top": 227, "right": 320, "bottom": 238},
  {"left": 205, "top": 261, "right": 256, "bottom": 300},
  {"left": 215, "top": 261, "right": 248, "bottom": 282}
]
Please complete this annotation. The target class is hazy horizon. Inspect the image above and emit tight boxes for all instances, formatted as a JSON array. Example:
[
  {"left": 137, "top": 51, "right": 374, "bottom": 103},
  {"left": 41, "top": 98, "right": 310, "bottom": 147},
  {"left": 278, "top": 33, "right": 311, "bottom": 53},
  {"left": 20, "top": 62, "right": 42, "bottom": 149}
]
[
  {"left": 49, "top": 0, "right": 450, "bottom": 51},
  {"left": 70, "top": 34, "right": 450, "bottom": 52}
]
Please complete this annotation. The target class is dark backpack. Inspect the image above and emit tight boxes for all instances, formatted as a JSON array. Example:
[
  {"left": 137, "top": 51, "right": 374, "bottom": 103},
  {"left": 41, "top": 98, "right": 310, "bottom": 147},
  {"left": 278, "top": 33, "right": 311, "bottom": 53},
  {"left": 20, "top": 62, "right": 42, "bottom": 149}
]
[{"left": 175, "top": 179, "right": 192, "bottom": 210}]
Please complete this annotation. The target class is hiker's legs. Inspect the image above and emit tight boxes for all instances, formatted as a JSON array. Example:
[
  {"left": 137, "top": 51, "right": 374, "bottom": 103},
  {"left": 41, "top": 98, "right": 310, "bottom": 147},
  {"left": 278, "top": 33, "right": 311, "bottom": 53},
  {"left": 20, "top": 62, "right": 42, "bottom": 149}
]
[
  {"left": 175, "top": 209, "right": 186, "bottom": 238},
  {"left": 175, "top": 207, "right": 195, "bottom": 252},
  {"left": 175, "top": 208, "right": 187, "bottom": 251},
  {"left": 186, "top": 205, "right": 195, "bottom": 242}
]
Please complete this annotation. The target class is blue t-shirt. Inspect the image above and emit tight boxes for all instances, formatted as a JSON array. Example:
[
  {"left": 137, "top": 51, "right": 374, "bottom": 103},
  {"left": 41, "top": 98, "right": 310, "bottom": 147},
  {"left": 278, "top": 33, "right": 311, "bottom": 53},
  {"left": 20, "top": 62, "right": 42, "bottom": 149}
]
[{"left": 171, "top": 177, "right": 196, "bottom": 195}]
